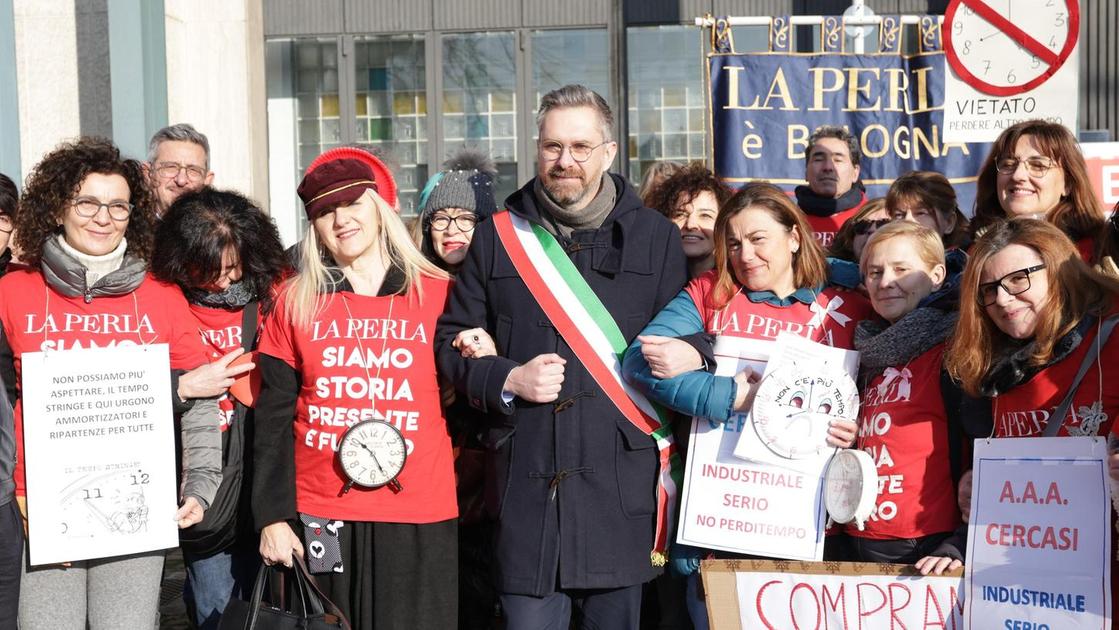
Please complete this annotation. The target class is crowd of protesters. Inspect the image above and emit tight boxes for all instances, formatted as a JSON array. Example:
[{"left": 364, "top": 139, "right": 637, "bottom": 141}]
[{"left": 0, "top": 83, "right": 1116, "bottom": 630}]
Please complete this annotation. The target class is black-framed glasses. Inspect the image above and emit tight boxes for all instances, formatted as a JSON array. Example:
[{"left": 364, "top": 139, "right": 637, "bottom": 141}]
[
  {"left": 429, "top": 214, "right": 478, "bottom": 232},
  {"left": 854, "top": 218, "right": 891, "bottom": 236},
  {"left": 538, "top": 140, "right": 610, "bottom": 163},
  {"left": 0, "top": 214, "right": 12, "bottom": 234},
  {"left": 153, "top": 161, "right": 207, "bottom": 182},
  {"left": 977, "top": 264, "right": 1047, "bottom": 307},
  {"left": 71, "top": 197, "right": 133, "bottom": 221},
  {"left": 994, "top": 156, "right": 1057, "bottom": 178}
]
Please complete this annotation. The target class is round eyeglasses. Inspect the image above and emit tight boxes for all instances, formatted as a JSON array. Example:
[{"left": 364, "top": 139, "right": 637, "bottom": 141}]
[
  {"left": 71, "top": 197, "right": 133, "bottom": 221},
  {"left": 994, "top": 157, "right": 1057, "bottom": 178},
  {"left": 538, "top": 140, "right": 610, "bottom": 163},
  {"left": 430, "top": 214, "right": 478, "bottom": 232}
]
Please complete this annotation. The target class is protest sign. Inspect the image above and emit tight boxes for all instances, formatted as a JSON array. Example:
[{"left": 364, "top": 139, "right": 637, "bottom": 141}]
[
  {"left": 1081, "top": 142, "right": 1119, "bottom": 208},
  {"left": 708, "top": 50, "right": 991, "bottom": 213},
  {"left": 677, "top": 333, "right": 856, "bottom": 560},
  {"left": 21, "top": 344, "right": 179, "bottom": 565},
  {"left": 943, "top": 0, "right": 1080, "bottom": 142},
  {"left": 965, "top": 437, "right": 1110, "bottom": 629},
  {"left": 701, "top": 558, "right": 965, "bottom": 630}
]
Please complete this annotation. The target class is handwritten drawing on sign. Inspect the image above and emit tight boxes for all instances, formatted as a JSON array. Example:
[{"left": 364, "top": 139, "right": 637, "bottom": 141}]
[
  {"left": 965, "top": 437, "right": 1111, "bottom": 629},
  {"left": 943, "top": 0, "right": 1080, "bottom": 141},
  {"left": 21, "top": 345, "right": 179, "bottom": 565}
]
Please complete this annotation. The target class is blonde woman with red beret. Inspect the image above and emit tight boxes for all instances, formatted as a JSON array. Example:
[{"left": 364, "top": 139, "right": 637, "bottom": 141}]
[{"left": 252, "top": 149, "right": 457, "bottom": 629}]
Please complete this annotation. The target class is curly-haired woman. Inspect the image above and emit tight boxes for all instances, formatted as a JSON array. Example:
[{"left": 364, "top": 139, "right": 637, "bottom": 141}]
[{"left": 0, "top": 137, "right": 224, "bottom": 629}]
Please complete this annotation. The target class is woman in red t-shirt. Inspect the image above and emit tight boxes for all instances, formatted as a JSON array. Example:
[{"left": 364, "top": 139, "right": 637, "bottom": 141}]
[
  {"left": 945, "top": 219, "right": 1119, "bottom": 624},
  {"left": 852, "top": 222, "right": 989, "bottom": 570},
  {"left": 0, "top": 138, "right": 222, "bottom": 629},
  {"left": 150, "top": 187, "right": 290, "bottom": 630},
  {"left": 970, "top": 120, "right": 1105, "bottom": 262},
  {"left": 253, "top": 148, "right": 457, "bottom": 630}
]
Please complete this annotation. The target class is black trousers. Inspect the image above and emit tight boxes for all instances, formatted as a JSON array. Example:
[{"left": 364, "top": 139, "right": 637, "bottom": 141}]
[
  {"left": 0, "top": 500, "right": 24, "bottom": 627},
  {"left": 297, "top": 518, "right": 458, "bottom": 630},
  {"left": 501, "top": 583, "right": 643, "bottom": 630},
  {"left": 850, "top": 531, "right": 953, "bottom": 564}
]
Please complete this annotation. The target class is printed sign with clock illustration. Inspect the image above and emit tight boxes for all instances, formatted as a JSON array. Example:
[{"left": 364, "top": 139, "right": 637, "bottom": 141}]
[
  {"left": 750, "top": 360, "right": 860, "bottom": 460},
  {"left": 944, "top": 0, "right": 1079, "bottom": 97}
]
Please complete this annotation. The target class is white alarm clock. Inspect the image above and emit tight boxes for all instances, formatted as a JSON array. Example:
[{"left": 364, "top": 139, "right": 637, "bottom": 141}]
[
  {"left": 944, "top": 0, "right": 1079, "bottom": 97},
  {"left": 824, "top": 449, "right": 879, "bottom": 531},
  {"left": 337, "top": 420, "right": 407, "bottom": 493},
  {"left": 750, "top": 361, "right": 860, "bottom": 460}
]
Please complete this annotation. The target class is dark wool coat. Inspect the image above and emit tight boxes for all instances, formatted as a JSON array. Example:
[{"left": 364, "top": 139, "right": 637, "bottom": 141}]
[{"left": 435, "top": 174, "right": 687, "bottom": 596}]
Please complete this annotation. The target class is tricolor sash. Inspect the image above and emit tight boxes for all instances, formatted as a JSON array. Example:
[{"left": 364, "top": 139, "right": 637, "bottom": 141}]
[{"left": 492, "top": 210, "right": 682, "bottom": 565}]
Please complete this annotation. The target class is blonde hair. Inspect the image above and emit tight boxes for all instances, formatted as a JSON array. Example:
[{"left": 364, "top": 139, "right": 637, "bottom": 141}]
[
  {"left": 859, "top": 221, "right": 946, "bottom": 274},
  {"left": 285, "top": 189, "right": 449, "bottom": 329}
]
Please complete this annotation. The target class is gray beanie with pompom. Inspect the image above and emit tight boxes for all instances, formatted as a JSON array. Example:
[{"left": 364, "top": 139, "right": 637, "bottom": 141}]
[{"left": 420, "top": 148, "right": 498, "bottom": 221}]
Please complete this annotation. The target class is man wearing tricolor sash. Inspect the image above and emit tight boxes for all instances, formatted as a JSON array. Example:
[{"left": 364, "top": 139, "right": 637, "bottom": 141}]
[{"left": 436, "top": 85, "right": 687, "bottom": 630}]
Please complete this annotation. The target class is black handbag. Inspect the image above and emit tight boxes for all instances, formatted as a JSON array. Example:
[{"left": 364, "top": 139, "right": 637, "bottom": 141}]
[{"left": 218, "top": 555, "right": 351, "bottom": 630}]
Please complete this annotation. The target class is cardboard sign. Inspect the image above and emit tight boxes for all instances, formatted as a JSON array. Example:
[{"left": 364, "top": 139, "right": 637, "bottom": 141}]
[
  {"left": 21, "top": 345, "right": 180, "bottom": 565},
  {"left": 702, "top": 559, "right": 965, "bottom": 630},
  {"left": 965, "top": 437, "right": 1111, "bottom": 629}
]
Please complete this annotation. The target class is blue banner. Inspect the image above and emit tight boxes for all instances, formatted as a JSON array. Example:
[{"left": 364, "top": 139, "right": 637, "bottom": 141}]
[{"left": 709, "top": 51, "right": 991, "bottom": 212}]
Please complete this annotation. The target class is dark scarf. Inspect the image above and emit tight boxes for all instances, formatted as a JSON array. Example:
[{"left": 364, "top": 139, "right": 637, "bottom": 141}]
[
  {"left": 794, "top": 181, "right": 866, "bottom": 217},
  {"left": 854, "top": 306, "right": 957, "bottom": 383},
  {"left": 533, "top": 173, "right": 616, "bottom": 237},
  {"left": 184, "top": 280, "right": 257, "bottom": 309},
  {"left": 979, "top": 315, "right": 1096, "bottom": 397},
  {"left": 40, "top": 236, "right": 147, "bottom": 301}
]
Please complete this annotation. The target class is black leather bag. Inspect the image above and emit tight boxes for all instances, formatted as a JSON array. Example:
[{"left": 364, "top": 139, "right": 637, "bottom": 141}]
[{"left": 218, "top": 556, "right": 350, "bottom": 630}]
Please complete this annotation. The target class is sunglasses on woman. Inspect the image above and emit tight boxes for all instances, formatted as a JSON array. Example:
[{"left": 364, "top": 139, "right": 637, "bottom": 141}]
[{"left": 853, "top": 218, "right": 891, "bottom": 236}]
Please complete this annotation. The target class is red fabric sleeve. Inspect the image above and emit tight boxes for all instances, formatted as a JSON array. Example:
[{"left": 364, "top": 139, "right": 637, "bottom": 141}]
[{"left": 257, "top": 291, "right": 299, "bottom": 369}]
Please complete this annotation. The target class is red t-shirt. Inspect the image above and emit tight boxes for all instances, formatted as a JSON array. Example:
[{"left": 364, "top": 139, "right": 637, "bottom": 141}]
[
  {"left": 685, "top": 272, "right": 872, "bottom": 352},
  {"left": 849, "top": 344, "right": 960, "bottom": 540},
  {"left": 190, "top": 303, "right": 262, "bottom": 432},
  {"left": 257, "top": 275, "right": 457, "bottom": 523},
  {"left": 805, "top": 204, "right": 864, "bottom": 251},
  {"left": 0, "top": 269, "right": 212, "bottom": 497},
  {"left": 997, "top": 309, "right": 1119, "bottom": 438}
]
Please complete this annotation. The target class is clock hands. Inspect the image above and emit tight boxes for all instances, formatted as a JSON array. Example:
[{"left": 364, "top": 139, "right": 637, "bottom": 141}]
[{"left": 356, "top": 440, "right": 388, "bottom": 478}]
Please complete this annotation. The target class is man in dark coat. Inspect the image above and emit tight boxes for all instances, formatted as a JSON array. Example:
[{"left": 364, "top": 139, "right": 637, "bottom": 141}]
[{"left": 436, "top": 84, "right": 686, "bottom": 630}]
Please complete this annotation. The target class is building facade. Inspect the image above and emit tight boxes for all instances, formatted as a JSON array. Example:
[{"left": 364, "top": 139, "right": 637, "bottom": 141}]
[{"left": 1, "top": 0, "right": 1116, "bottom": 245}]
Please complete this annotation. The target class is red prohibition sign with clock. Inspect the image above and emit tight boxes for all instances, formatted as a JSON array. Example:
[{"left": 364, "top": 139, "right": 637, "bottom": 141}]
[{"left": 944, "top": 0, "right": 1079, "bottom": 97}]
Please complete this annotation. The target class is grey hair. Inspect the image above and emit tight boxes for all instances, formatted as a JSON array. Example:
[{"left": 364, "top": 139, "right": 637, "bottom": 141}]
[
  {"left": 806, "top": 125, "right": 861, "bottom": 167},
  {"left": 535, "top": 84, "right": 614, "bottom": 142},
  {"left": 147, "top": 123, "right": 211, "bottom": 167}
]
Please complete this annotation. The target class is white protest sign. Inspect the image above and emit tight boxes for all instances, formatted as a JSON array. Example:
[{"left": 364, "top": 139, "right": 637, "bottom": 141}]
[
  {"left": 965, "top": 437, "right": 1110, "bottom": 629},
  {"left": 676, "top": 333, "right": 855, "bottom": 560},
  {"left": 698, "top": 559, "right": 965, "bottom": 630},
  {"left": 22, "top": 344, "right": 180, "bottom": 565},
  {"left": 942, "top": 0, "right": 1080, "bottom": 142}
]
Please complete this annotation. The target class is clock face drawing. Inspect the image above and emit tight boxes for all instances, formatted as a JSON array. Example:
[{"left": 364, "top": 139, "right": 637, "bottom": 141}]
[
  {"left": 338, "top": 420, "right": 407, "bottom": 489},
  {"left": 751, "top": 362, "right": 859, "bottom": 460},
  {"left": 58, "top": 468, "right": 153, "bottom": 539},
  {"left": 944, "top": 0, "right": 1079, "bottom": 97}
]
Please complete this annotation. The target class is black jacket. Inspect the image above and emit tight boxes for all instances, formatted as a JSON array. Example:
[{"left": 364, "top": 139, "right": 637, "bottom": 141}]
[{"left": 435, "top": 175, "right": 687, "bottom": 595}]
